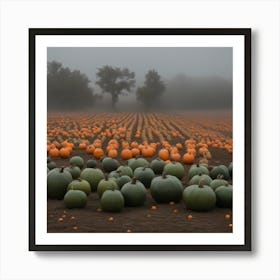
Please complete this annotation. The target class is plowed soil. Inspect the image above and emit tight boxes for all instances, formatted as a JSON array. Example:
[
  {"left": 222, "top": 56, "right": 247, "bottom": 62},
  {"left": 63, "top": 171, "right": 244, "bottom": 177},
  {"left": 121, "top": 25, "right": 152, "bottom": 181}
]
[{"left": 47, "top": 147, "right": 233, "bottom": 233}]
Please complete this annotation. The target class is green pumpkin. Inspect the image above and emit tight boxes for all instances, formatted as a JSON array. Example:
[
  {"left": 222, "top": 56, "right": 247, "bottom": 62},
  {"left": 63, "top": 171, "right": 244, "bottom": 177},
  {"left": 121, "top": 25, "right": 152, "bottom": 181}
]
[
  {"left": 183, "top": 181, "right": 216, "bottom": 211},
  {"left": 69, "top": 156, "right": 84, "bottom": 169},
  {"left": 97, "top": 178, "right": 119, "bottom": 198},
  {"left": 80, "top": 168, "right": 105, "bottom": 192},
  {"left": 47, "top": 167, "right": 60, "bottom": 176},
  {"left": 134, "top": 167, "right": 155, "bottom": 188},
  {"left": 163, "top": 162, "right": 185, "bottom": 180},
  {"left": 210, "top": 165, "right": 230, "bottom": 180},
  {"left": 150, "top": 174, "right": 183, "bottom": 203},
  {"left": 86, "top": 159, "right": 97, "bottom": 168},
  {"left": 188, "top": 164, "right": 209, "bottom": 179},
  {"left": 121, "top": 178, "right": 147, "bottom": 206},
  {"left": 100, "top": 190, "right": 124, "bottom": 212},
  {"left": 47, "top": 168, "right": 73, "bottom": 200},
  {"left": 116, "top": 165, "right": 133, "bottom": 177},
  {"left": 228, "top": 162, "right": 233, "bottom": 178},
  {"left": 64, "top": 189, "right": 87, "bottom": 209},
  {"left": 150, "top": 158, "right": 165, "bottom": 175},
  {"left": 67, "top": 179, "right": 91, "bottom": 195},
  {"left": 108, "top": 170, "right": 121, "bottom": 179},
  {"left": 47, "top": 161, "right": 57, "bottom": 170},
  {"left": 65, "top": 166, "right": 81, "bottom": 180},
  {"left": 210, "top": 177, "right": 228, "bottom": 191},
  {"left": 128, "top": 158, "right": 149, "bottom": 171},
  {"left": 189, "top": 174, "right": 212, "bottom": 186},
  {"left": 47, "top": 167, "right": 50, "bottom": 174},
  {"left": 102, "top": 157, "right": 120, "bottom": 173},
  {"left": 116, "top": 175, "right": 131, "bottom": 190},
  {"left": 215, "top": 184, "right": 233, "bottom": 208}
]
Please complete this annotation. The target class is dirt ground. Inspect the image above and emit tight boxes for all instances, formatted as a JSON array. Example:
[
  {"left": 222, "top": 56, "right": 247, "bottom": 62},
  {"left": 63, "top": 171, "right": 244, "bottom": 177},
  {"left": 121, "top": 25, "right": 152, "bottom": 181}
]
[{"left": 47, "top": 147, "right": 233, "bottom": 233}]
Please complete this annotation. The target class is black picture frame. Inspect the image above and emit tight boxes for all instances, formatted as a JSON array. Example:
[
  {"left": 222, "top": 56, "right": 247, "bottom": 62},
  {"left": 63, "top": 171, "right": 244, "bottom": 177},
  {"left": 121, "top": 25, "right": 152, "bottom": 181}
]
[{"left": 29, "top": 28, "right": 251, "bottom": 251}]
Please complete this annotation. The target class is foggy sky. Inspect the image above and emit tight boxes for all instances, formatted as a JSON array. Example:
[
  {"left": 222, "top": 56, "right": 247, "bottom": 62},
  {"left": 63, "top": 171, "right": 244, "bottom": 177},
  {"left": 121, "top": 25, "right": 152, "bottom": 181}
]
[
  {"left": 47, "top": 47, "right": 232, "bottom": 86},
  {"left": 47, "top": 47, "right": 232, "bottom": 111}
]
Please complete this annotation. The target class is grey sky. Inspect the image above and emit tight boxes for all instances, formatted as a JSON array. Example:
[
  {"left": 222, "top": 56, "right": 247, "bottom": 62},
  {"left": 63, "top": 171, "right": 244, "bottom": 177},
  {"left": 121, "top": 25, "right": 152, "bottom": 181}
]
[{"left": 47, "top": 47, "right": 232, "bottom": 88}]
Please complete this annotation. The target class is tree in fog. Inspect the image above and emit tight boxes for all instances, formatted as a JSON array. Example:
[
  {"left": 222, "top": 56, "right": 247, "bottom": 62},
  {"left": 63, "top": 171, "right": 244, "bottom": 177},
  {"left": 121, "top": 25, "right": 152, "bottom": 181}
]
[
  {"left": 137, "top": 70, "right": 165, "bottom": 109},
  {"left": 95, "top": 66, "right": 135, "bottom": 109},
  {"left": 47, "top": 61, "right": 96, "bottom": 111}
]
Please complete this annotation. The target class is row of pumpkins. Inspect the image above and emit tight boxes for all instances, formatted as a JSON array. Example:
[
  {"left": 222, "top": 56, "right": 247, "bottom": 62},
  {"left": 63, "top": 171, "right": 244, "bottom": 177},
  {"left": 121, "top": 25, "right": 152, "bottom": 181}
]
[{"left": 47, "top": 156, "right": 233, "bottom": 212}]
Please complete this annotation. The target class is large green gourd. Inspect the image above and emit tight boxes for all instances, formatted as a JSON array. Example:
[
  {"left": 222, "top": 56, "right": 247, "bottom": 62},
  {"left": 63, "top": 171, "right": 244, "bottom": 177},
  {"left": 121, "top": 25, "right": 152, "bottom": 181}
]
[
  {"left": 210, "top": 176, "right": 228, "bottom": 191},
  {"left": 97, "top": 178, "right": 119, "bottom": 198},
  {"left": 69, "top": 156, "right": 84, "bottom": 169},
  {"left": 189, "top": 174, "right": 212, "bottom": 186},
  {"left": 67, "top": 179, "right": 91, "bottom": 195},
  {"left": 215, "top": 183, "right": 233, "bottom": 208},
  {"left": 47, "top": 168, "right": 73, "bottom": 200},
  {"left": 100, "top": 190, "right": 124, "bottom": 212},
  {"left": 183, "top": 180, "right": 216, "bottom": 211},
  {"left": 210, "top": 165, "right": 230, "bottom": 180},
  {"left": 188, "top": 164, "right": 209, "bottom": 179},
  {"left": 64, "top": 189, "right": 87, "bottom": 209},
  {"left": 163, "top": 162, "right": 185, "bottom": 180},
  {"left": 121, "top": 178, "right": 147, "bottom": 206},
  {"left": 65, "top": 166, "right": 81, "bottom": 179},
  {"left": 150, "top": 174, "right": 183, "bottom": 203},
  {"left": 128, "top": 158, "right": 149, "bottom": 171},
  {"left": 86, "top": 159, "right": 97, "bottom": 168},
  {"left": 80, "top": 168, "right": 105, "bottom": 192},
  {"left": 102, "top": 157, "right": 120, "bottom": 173},
  {"left": 134, "top": 167, "right": 155, "bottom": 188},
  {"left": 116, "top": 165, "right": 133, "bottom": 177},
  {"left": 150, "top": 158, "right": 165, "bottom": 175},
  {"left": 116, "top": 175, "right": 131, "bottom": 190}
]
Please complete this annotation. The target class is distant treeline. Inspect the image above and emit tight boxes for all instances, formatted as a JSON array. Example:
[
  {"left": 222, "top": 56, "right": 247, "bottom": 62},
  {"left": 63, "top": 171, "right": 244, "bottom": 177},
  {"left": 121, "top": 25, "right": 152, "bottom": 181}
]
[
  {"left": 47, "top": 61, "right": 232, "bottom": 111},
  {"left": 47, "top": 61, "right": 97, "bottom": 111}
]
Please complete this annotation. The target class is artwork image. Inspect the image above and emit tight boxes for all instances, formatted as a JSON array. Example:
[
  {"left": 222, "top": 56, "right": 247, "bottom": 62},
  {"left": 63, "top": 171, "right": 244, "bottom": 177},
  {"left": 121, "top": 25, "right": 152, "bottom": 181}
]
[{"left": 30, "top": 29, "right": 250, "bottom": 250}]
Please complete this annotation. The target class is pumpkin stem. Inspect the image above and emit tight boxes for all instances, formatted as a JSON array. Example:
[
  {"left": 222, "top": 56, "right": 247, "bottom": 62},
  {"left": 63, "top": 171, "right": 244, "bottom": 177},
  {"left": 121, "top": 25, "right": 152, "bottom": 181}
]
[
  {"left": 104, "top": 173, "right": 109, "bottom": 180},
  {"left": 77, "top": 178, "right": 82, "bottom": 182},
  {"left": 60, "top": 167, "right": 65, "bottom": 173},
  {"left": 198, "top": 179, "right": 204, "bottom": 188},
  {"left": 131, "top": 177, "right": 137, "bottom": 184},
  {"left": 162, "top": 172, "right": 167, "bottom": 179}
]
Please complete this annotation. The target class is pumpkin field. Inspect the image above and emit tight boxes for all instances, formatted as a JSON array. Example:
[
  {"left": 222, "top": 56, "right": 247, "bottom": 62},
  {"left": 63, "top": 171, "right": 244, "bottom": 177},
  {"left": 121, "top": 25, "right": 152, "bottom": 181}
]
[{"left": 47, "top": 111, "right": 233, "bottom": 233}]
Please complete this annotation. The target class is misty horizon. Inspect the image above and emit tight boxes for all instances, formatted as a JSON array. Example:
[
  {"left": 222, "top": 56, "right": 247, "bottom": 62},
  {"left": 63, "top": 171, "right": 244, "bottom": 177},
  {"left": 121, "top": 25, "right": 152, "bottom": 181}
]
[{"left": 47, "top": 47, "right": 232, "bottom": 112}]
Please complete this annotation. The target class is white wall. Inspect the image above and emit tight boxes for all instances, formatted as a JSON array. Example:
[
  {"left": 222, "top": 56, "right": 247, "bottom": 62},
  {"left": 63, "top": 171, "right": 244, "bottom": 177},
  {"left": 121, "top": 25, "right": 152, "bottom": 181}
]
[{"left": 0, "top": 0, "right": 279, "bottom": 279}]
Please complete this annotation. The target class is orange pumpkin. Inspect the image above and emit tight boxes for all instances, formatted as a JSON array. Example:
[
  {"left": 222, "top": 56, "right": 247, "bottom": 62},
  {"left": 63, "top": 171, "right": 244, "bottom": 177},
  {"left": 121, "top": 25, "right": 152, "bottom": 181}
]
[
  {"left": 49, "top": 148, "right": 60, "bottom": 157},
  {"left": 59, "top": 147, "right": 71, "bottom": 158},
  {"left": 93, "top": 148, "right": 104, "bottom": 159},
  {"left": 121, "top": 149, "right": 133, "bottom": 160},
  {"left": 86, "top": 145, "right": 95, "bottom": 154},
  {"left": 182, "top": 152, "right": 195, "bottom": 164},
  {"left": 141, "top": 147, "right": 155, "bottom": 158},
  {"left": 79, "top": 142, "right": 87, "bottom": 149},
  {"left": 131, "top": 148, "right": 140, "bottom": 157},
  {"left": 170, "top": 153, "right": 181, "bottom": 162},
  {"left": 158, "top": 149, "right": 169, "bottom": 161},
  {"left": 107, "top": 149, "right": 118, "bottom": 158}
]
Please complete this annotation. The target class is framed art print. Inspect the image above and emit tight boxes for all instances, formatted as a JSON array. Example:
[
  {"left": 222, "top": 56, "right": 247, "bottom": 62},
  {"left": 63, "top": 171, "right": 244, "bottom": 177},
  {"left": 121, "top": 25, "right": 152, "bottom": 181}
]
[{"left": 29, "top": 28, "right": 251, "bottom": 251}]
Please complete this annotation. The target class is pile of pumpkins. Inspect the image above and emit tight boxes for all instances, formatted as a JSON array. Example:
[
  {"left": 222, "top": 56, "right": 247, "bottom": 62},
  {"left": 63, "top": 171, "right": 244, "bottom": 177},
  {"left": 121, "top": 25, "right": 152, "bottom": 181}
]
[{"left": 47, "top": 155, "right": 233, "bottom": 212}]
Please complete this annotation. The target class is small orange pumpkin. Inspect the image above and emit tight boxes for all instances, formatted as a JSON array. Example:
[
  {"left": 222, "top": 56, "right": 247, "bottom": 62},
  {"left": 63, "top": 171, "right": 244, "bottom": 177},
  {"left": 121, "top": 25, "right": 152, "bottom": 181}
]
[
  {"left": 121, "top": 149, "right": 133, "bottom": 160},
  {"left": 93, "top": 148, "right": 104, "bottom": 159}
]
